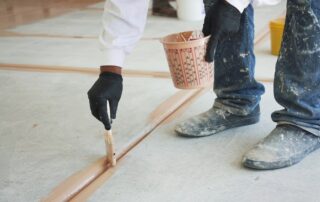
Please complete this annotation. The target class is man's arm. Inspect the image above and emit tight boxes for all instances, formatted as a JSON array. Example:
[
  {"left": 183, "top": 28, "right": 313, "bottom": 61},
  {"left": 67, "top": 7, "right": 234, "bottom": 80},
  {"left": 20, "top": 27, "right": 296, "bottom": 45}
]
[
  {"left": 88, "top": 0, "right": 149, "bottom": 130},
  {"left": 99, "top": 0, "right": 149, "bottom": 67}
]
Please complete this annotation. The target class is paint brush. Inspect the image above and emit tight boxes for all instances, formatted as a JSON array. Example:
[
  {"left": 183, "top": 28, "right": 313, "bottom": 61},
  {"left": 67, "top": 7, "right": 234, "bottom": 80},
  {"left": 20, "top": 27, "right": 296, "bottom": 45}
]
[
  {"left": 104, "top": 103, "right": 116, "bottom": 167},
  {"left": 105, "top": 130, "right": 116, "bottom": 166}
]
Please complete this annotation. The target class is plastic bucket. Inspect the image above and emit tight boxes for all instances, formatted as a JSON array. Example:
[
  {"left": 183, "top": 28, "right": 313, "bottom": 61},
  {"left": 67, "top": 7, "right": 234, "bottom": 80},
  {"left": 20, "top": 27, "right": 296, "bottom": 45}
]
[
  {"left": 176, "top": 0, "right": 205, "bottom": 21},
  {"left": 161, "top": 31, "right": 213, "bottom": 89},
  {"left": 270, "top": 18, "right": 285, "bottom": 56}
]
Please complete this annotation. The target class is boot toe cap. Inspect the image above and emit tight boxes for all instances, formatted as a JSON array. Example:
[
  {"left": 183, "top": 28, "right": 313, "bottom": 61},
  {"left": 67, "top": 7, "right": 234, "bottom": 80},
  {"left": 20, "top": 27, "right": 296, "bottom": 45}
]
[
  {"left": 242, "top": 146, "right": 293, "bottom": 170},
  {"left": 174, "top": 122, "right": 201, "bottom": 137}
]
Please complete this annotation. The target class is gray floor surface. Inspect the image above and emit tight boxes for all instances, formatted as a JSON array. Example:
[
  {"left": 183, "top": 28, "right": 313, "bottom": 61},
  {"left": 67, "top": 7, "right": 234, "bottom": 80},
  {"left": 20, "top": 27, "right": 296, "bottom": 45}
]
[
  {"left": 1, "top": 1, "right": 314, "bottom": 202},
  {"left": 89, "top": 83, "right": 320, "bottom": 202},
  {"left": 0, "top": 70, "right": 177, "bottom": 201}
]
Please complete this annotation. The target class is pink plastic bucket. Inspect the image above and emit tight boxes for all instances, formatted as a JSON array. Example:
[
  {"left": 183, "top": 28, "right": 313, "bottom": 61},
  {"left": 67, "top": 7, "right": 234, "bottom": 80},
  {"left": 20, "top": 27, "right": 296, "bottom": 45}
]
[{"left": 161, "top": 31, "right": 213, "bottom": 89}]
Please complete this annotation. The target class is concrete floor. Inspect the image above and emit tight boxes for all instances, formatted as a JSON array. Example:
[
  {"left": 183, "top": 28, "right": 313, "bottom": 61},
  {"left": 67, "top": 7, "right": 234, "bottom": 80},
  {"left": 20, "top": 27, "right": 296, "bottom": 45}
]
[
  {"left": 2, "top": 1, "right": 318, "bottom": 202},
  {"left": 89, "top": 83, "right": 320, "bottom": 202},
  {"left": 0, "top": 70, "right": 179, "bottom": 201}
]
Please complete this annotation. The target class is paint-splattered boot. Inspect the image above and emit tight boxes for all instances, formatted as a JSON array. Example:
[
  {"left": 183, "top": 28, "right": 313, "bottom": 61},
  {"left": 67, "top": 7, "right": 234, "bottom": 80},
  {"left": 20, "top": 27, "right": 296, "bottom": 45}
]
[
  {"left": 175, "top": 105, "right": 260, "bottom": 137},
  {"left": 243, "top": 124, "right": 320, "bottom": 170}
]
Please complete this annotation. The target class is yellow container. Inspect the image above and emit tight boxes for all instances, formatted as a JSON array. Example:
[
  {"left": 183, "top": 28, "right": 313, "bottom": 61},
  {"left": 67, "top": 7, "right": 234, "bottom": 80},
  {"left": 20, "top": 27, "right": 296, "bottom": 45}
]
[{"left": 269, "top": 18, "right": 285, "bottom": 56}]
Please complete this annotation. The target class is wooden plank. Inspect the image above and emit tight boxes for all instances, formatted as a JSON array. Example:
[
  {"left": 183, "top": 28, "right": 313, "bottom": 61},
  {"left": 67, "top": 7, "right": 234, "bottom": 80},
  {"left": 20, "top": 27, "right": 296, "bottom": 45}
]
[
  {"left": 41, "top": 88, "right": 204, "bottom": 201},
  {"left": 69, "top": 88, "right": 208, "bottom": 201},
  {"left": 0, "top": 70, "right": 178, "bottom": 201},
  {"left": 0, "top": 63, "right": 171, "bottom": 78}
]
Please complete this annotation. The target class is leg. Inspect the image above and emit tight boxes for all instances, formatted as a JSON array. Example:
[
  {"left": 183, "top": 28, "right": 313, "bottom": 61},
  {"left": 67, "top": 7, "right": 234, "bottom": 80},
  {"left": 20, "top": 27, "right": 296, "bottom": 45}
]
[
  {"left": 213, "top": 4, "right": 265, "bottom": 116},
  {"left": 175, "top": 5, "right": 264, "bottom": 137},
  {"left": 243, "top": 0, "right": 320, "bottom": 170},
  {"left": 271, "top": 0, "right": 320, "bottom": 134}
]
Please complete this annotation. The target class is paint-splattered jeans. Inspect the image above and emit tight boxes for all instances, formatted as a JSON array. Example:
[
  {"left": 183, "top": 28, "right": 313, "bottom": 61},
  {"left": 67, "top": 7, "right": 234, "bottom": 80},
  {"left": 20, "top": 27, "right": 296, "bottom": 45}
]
[
  {"left": 272, "top": 0, "right": 320, "bottom": 135},
  {"left": 204, "top": 0, "right": 320, "bottom": 135}
]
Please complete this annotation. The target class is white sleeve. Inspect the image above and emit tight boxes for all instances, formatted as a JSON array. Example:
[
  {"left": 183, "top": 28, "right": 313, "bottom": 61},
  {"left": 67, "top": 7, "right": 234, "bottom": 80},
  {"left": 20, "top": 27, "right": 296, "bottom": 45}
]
[
  {"left": 99, "top": 0, "right": 149, "bottom": 67},
  {"left": 226, "top": 0, "right": 281, "bottom": 13},
  {"left": 251, "top": 0, "right": 281, "bottom": 8},
  {"left": 226, "top": 0, "right": 251, "bottom": 13}
]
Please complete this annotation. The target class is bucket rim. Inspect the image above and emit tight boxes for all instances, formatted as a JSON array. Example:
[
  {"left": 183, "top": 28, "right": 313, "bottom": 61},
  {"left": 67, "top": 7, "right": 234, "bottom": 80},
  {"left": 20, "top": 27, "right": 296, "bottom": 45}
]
[{"left": 160, "top": 30, "right": 210, "bottom": 44}]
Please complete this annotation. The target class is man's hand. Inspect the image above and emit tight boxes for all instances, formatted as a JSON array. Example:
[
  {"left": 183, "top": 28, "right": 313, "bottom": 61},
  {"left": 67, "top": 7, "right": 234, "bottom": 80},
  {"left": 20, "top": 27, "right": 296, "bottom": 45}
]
[
  {"left": 202, "top": 0, "right": 242, "bottom": 62},
  {"left": 88, "top": 71, "right": 123, "bottom": 130}
]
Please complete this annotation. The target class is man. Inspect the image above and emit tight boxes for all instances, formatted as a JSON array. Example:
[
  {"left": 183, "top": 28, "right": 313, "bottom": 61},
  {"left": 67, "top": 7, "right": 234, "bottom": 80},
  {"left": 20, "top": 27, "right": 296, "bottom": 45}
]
[{"left": 88, "top": 0, "right": 320, "bottom": 170}]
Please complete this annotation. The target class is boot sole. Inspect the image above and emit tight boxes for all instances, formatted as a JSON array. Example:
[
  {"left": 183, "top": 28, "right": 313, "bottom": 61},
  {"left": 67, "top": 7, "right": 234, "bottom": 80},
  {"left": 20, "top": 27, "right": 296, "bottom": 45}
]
[{"left": 243, "top": 142, "right": 320, "bottom": 170}]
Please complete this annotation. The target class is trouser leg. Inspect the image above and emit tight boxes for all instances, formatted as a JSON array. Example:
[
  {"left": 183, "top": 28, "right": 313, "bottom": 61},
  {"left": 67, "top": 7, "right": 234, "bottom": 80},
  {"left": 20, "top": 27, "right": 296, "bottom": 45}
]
[
  {"left": 213, "top": 4, "right": 265, "bottom": 115},
  {"left": 271, "top": 0, "right": 320, "bottom": 136}
]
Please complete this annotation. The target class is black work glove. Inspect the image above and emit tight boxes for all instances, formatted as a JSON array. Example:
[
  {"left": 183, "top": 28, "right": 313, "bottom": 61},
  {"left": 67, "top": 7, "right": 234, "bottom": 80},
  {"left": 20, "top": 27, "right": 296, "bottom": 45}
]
[
  {"left": 88, "top": 72, "right": 123, "bottom": 130},
  {"left": 202, "top": 0, "right": 242, "bottom": 62}
]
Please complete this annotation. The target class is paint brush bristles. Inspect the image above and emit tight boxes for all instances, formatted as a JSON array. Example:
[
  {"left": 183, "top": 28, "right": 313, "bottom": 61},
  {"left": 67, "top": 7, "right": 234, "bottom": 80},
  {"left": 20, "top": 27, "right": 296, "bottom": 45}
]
[
  {"left": 105, "top": 130, "right": 116, "bottom": 166},
  {"left": 105, "top": 102, "right": 116, "bottom": 166}
]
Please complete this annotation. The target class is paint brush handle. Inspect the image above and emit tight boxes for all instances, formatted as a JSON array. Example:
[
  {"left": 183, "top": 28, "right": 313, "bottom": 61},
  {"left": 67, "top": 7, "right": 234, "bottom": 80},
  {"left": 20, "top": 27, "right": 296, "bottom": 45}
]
[{"left": 105, "top": 130, "right": 116, "bottom": 166}]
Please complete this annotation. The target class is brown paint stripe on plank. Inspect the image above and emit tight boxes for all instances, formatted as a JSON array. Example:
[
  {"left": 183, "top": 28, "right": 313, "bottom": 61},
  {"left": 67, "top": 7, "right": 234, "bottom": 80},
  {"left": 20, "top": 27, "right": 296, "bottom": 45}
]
[
  {"left": 160, "top": 88, "right": 211, "bottom": 125},
  {"left": 0, "top": 12, "right": 285, "bottom": 42},
  {"left": 256, "top": 78, "right": 274, "bottom": 83},
  {"left": 1, "top": 27, "right": 263, "bottom": 41},
  {"left": 0, "top": 15, "right": 277, "bottom": 79},
  {"left": 41, "top": 88, "right": 203, "bottom": 202},
  {"left": 83, "top": 7, "right": 154, "bottom": 15},
  {"left": 69, "top": 164, "right": 117, "bottom": 202},
  {"left": 69, "top": 88, "right": 208, "bottom": 201},
  {"left": 40, "top": 157, "right": 107, "bottom": 202},
  {"left": 0, "top": 63, "right": 171, "bottom": 78},
  {"left": 0, "top": 63, "right": 98, "bottom": 74},
  {"left": 0, "top": 30, "right": 97, "bottom": 39},
  {"left": 0, "top": 30, "right": 161, "bottom": 41}
]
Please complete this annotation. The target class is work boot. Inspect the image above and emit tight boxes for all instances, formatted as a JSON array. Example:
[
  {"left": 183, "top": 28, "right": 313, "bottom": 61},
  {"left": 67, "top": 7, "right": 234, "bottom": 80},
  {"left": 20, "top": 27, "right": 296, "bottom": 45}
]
[
  {"left": 175, "top": 105, "right": 260, "bottom": 137},
  {"left": 243, "top": 124, "right": 320, "bottom": 170}
]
